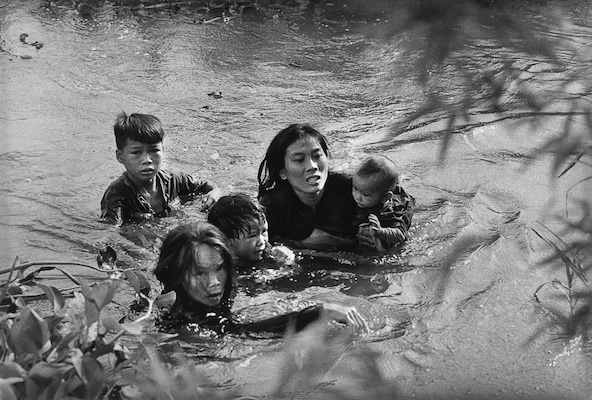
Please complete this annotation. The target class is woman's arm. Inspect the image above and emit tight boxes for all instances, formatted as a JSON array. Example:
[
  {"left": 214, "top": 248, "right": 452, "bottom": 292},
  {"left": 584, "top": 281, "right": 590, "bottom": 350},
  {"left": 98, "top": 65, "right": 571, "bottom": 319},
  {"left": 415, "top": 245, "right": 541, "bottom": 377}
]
[{"left": 295, "top": 228, "right": 356, "bottom": 249}]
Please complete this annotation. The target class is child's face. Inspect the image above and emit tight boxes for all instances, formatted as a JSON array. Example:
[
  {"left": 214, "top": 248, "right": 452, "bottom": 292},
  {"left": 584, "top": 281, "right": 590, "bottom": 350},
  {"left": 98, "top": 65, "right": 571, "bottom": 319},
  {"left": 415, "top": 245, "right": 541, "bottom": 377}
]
[
  {"left": 182, "top": 244, "right": 228, "bottom": 307},
  {"left": 352, "top": 174, "right": 386, "bottom": 209},
  {"left": 229, "top": 217, "right": 269, "bottom": 263},
  {"left": 116, "top": 139, "right": 164, "bottom": 186}
]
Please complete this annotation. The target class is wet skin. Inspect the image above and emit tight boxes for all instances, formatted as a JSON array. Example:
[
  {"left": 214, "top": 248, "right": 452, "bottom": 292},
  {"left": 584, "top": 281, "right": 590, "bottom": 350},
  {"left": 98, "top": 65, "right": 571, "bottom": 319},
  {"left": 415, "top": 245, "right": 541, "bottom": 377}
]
[
  {"left": 116, "top": 139, "right": 164, "bottom": 190},
  {"left": 230, "top": 218, "right": 269, "bottom": 264},
  {"left": 182, "top": 244, "right": 228, "bottom": 307},
  {"left": 279, "top": 137, "right": 328, "bottom": 208},
  {"left": 352, "top": 173, "right": 388, "bottom": 209}
]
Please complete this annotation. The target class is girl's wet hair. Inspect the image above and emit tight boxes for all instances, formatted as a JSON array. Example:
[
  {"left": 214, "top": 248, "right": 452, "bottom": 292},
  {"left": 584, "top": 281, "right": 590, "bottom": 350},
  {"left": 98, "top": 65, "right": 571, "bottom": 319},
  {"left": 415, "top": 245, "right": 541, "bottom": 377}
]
[
  {"left": 207, "top": 193, "right": 267, "bottom": 240},
  {"left": 154, "top": 222, "right": 233, "bottom": 309},
  {"left": 113, "top": 112, "right": 165, "bottom": 150},
  {"left": 355, "top": 155, "right": 399, "bottom": 194},
  {"left": 257, "top": 123, "right": 330, "bottom": 199}
]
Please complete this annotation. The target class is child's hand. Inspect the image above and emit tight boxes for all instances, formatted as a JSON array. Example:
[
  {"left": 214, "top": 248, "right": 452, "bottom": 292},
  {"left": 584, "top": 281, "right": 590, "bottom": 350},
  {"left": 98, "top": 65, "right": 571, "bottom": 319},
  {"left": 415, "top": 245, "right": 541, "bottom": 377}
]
[
  {"left": 200, "top": 188, "right": 222, "bottom": 212},
  {"left": 357, "top": 218, "right": 385, "bottom": 252},
  {"left": 322, "top": 303, "right": 369, "bottom": 335},
  {"left": 270, "top": 245, "right": 295, "bottom": 266},
  {"left": 367, "top": 214, "right": 381, "bottom": 229}
]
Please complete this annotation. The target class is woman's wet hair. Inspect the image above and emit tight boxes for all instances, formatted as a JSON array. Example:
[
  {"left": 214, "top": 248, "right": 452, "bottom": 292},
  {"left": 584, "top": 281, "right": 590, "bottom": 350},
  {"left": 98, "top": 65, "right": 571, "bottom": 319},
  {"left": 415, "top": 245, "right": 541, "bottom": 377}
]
[
  {"left": 355, "top": 155, "right": 399, "bottom": 194},
  {"left": 207, "top": 193, "right": 267, "bottom": 240},
  {"left": 257, "top": 123, "right": 330, "bottom": 198},
  {"left": 113, "top": 112, "right": 165, "bottom": 150},
  {"left": 154, "top": 222, "right": 233, "bottom": 309}
]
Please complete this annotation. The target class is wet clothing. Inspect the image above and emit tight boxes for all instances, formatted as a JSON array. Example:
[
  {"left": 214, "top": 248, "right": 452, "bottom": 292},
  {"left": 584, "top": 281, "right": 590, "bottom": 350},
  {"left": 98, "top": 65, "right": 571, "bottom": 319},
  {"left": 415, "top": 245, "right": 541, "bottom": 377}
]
[
  {"left": 259, "top": 172, "right": 358, "bottom": 241},
  {"left": 353, "top": 185, "right": 414, "bottom": 249},
  {"left": 100, "top": 168, "right": 215, "bottom": 225},
  {"left": 160, "top": 296, "right": 322, "bottom": 336}
]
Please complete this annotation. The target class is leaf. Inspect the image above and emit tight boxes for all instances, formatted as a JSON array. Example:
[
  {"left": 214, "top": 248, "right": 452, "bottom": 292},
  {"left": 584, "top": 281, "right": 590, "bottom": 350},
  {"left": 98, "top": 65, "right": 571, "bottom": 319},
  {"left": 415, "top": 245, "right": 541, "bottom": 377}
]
[
  {"left": 0, "top": 361, "right": 27, "bottom": 380},
  {"left": 81, "top": 354, "right": 106, "bottom": 399},
  {"left": 119, "top": 322, "right": 143, "bottom": 336},
  {"left": 0, "top": 379, "right": 18, "bottom": 400},
  {"left": 38, "top": 284, "right": 65, "bottom": 314},
  {"left": 81, "top": 280, "right": 121, "bottom": 325},
  {"left": 102, "top": 316, "right": 122, "bottom": 332},
  {"left": 124, "top": 270, "right": 142, "bottom": 294},
  {"left": 154, "top": 291, "right": 176, "bottom": 308},
  {"left": 8, "top": 308, "right": 51, "bottom": 356}
]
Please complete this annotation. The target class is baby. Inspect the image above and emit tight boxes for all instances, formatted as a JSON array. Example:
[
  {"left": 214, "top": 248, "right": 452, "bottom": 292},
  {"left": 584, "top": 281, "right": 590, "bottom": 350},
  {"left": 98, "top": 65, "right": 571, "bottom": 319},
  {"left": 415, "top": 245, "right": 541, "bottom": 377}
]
[
  {"left": 207, "top": 192, "right": 295, "bottom": 268},
  {"left": 352, "top": 155, "right": 414, "bottom": 251},
  {"left": 100, "top": 112, "right": 220, "bottom": 225}
]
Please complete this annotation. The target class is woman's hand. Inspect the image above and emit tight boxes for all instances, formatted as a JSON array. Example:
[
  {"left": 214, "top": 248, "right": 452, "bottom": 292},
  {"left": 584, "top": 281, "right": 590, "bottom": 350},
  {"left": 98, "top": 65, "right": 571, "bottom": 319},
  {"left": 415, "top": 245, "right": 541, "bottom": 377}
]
[
  {"left": 270, "top": 245, "right": 296, "bottom": 265},
  {"left": 200, "top": 187, "right": 222, "bottom": 212},
  {"left": 322, "top": 303, "right": 369, "bottom": 335}
]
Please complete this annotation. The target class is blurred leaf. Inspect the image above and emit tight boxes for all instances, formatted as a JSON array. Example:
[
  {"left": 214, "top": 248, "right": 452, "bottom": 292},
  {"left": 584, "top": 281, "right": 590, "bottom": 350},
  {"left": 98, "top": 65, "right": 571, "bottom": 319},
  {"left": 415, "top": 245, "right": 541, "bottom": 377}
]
[
  {"left": 0, "top": 379, "right": 17, "bottom": 400},
  {"left": 102, "top": 315, "right": 122, "bottom": 332},
  {"left": 38, "top": 284, "right": 65, "bottom": 314},
  {"left": 8, "top": 308, "right": 51, "bottom": 356},
  {"left": 81, "top": 354, "right": 105, "bottom": 399},
  {"left": 119, "top": 322, "right": 143, "bottom": 336},
  {"left": 0, "top": 361, "right": 26, "bottom": 380},
  {"left": 154, "top": 291, "right": 176, "bottom": 308},
  {"left": 81, "top": 280, "right": 120, "bottom": 326}
]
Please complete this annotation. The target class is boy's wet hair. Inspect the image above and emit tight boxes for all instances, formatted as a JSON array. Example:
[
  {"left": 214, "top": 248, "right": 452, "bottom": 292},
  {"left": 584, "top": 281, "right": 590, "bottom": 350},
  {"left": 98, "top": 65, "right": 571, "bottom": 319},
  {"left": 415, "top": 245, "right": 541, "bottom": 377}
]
[
  {"left": 113, "top": 112, "right": 165, "bottom": 150},
  {"left": 208, "top": 193, "right": 267, "bottom": 240},
  {"left": 355, "top": 155, "right": 399, "bottom": 194}
]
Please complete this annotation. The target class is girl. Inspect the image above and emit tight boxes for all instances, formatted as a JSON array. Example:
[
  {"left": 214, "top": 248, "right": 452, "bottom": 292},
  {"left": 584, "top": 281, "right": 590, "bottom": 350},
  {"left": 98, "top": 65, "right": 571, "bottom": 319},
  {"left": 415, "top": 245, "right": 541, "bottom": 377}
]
[{"left": 154, "top": 222, "right": 367, "bottom": 335}]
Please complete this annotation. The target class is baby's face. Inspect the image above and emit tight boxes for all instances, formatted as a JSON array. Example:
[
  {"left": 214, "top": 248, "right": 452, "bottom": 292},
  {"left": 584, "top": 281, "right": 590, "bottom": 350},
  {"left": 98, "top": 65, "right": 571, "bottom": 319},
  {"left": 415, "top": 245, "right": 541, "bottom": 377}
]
[
  {"left": 229, "top": 218, "right": 269, "bottom": 263},
  {"left": 352, "top": 174, "right": 385, "bottom": 209}
]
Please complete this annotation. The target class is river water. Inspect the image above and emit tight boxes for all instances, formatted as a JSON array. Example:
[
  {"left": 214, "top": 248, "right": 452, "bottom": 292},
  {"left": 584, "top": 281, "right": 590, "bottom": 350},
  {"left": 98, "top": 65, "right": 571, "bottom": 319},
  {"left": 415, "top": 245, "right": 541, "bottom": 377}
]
[{"left": 1, "top": 0, "right": 592, "bottom": 399}]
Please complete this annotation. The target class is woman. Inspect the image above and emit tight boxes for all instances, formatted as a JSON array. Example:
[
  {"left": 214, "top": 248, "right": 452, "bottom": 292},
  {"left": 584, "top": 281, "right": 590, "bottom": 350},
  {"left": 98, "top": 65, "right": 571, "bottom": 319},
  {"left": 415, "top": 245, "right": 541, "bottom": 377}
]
[
  {"left": 257, "top": 124, "right": 358, "bottom": 249},
  {"left": 153, "top": 222, "right": 367, "bottom": 335}
]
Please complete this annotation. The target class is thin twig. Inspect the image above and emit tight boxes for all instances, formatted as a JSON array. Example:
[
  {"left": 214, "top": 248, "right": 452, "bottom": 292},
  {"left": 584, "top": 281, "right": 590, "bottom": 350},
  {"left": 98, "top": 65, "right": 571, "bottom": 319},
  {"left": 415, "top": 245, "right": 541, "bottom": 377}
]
[{"left": 0, "top": 261, "right": 130, "bottom": 276}]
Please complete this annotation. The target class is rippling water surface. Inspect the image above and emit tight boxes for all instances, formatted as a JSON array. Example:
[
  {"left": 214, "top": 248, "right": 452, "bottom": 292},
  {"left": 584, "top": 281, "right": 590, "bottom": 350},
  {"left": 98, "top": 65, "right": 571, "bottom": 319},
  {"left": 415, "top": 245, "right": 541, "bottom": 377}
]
[{"left": 2, "top": 0, "right": 592, "bottom": 398}]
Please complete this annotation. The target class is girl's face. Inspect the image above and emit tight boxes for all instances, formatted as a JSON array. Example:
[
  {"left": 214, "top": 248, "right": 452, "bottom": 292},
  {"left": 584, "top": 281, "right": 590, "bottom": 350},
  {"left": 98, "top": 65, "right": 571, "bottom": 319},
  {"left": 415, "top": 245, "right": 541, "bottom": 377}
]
[
  {"left": 182, "top": 244, "right": 228, "bottom": 307},
  {"left": 280, "top": 137, "right": 328, "bottom": 203}
]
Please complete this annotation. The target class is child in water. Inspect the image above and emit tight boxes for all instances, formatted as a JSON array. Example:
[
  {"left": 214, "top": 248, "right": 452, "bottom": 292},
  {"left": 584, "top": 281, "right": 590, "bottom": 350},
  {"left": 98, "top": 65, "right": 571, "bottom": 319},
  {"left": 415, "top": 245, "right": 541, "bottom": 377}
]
[
  {"left": 153, "top": 221, "right": 368, "bottom": 335},
  {"left": 352, "top": 155, "right": 414, "bottom": 251},
  {"left": 207, "top": 192, "right": 295, "bottom": 269},
  {"left": 100, "top": 112, "right": 221, "bottom": 225}
]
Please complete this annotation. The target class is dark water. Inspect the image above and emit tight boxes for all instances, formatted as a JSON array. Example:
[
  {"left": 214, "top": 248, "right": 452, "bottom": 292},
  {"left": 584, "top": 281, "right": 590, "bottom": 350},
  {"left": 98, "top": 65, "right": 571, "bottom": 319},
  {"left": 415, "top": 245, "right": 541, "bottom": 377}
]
[{"left": 2, "top": 0, "right": 592, "bottom": 398}]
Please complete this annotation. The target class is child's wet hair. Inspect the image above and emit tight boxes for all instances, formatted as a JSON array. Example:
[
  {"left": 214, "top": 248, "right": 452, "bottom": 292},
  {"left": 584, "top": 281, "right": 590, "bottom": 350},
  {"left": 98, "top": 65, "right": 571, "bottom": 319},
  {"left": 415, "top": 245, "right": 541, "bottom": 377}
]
[
  {"left": 113, "top": 112, "right": 165, "bottom": 150},
  {"left": 355, "top": 155, "right": 399, "bottom": 194},
  {"left": 154, "top": 222, "right": 233, "bottom": 308},
  {"left": 208, "top": 193, "right": 267, "bottom": 240}
]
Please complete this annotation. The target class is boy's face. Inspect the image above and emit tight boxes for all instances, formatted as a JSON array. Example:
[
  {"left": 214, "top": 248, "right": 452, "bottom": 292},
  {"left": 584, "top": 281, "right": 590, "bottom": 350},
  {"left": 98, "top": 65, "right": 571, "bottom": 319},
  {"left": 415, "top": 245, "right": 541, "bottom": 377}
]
[
  {"left": 116, "top": 139, "right": 164, "bottom": 186},
  {"left": 229, "top": 217, "right": 269, "bottom": 263},
  {"left": 352, "top": 174, "right": 386, "bottom": 209}
]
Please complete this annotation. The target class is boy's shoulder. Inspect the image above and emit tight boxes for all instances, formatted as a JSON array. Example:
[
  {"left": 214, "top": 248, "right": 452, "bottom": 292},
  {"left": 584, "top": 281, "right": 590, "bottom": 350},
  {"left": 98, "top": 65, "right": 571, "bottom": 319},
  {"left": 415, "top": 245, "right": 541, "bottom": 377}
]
[{"left": 103, "top": 172, "right": 132, "bottom": 195}]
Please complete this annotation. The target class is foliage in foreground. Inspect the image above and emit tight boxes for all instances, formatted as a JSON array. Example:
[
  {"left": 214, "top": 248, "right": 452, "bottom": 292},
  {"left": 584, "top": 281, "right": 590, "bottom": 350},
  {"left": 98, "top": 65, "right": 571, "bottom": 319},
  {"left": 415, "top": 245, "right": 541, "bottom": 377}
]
[{"left": 0, "top": 255, "right": 397, "bottom": 400}]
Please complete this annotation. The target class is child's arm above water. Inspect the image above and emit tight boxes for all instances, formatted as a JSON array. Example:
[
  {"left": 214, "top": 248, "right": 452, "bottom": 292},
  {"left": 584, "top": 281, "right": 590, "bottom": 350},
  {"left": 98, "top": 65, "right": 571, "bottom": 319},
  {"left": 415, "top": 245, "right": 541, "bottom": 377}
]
[
  {"left": 358, "top": 186, "right": 414, "bottom": 250},
  {"left": 173, "top": 169, "right": 221, "bottom": 211}
]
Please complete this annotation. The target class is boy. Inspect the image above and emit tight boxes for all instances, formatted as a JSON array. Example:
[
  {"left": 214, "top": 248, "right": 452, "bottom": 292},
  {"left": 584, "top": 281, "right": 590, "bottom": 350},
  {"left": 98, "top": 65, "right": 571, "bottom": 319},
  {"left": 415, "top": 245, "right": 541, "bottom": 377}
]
[
  {"left": 352, "top": 155, "right": 414, "bottom": 251},
  {"left": 207, "top": 192, "right": 295, "bottom": 268},
  {"left": 100, "top": 112, "right": 221, "bottom": 225}
]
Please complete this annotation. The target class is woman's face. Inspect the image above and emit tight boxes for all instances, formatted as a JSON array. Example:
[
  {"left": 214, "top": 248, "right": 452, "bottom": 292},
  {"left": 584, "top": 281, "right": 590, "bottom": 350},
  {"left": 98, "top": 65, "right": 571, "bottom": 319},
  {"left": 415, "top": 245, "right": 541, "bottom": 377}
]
[
  {"left": 182, "top": 244, "right": 228, "bottom": 307},
  {"left": 280, "top": 137, "right": 328, "bottom": 202}
]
